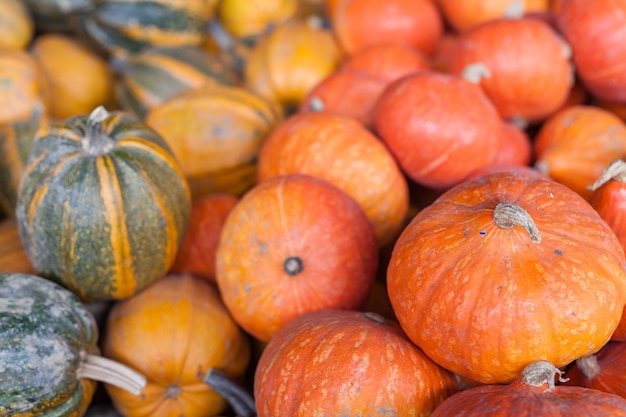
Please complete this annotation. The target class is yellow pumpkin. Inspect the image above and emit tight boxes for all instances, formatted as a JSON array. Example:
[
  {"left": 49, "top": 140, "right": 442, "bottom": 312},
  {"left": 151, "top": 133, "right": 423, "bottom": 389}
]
[
  {"left": 218, "top": 0, "right": 299, "bottom": 39},
  {"left": 30, "top": 34, "right": 117, "bottom": 120},
  {"left": 0, "top": 0, "right": 34, "bottom": 51}
]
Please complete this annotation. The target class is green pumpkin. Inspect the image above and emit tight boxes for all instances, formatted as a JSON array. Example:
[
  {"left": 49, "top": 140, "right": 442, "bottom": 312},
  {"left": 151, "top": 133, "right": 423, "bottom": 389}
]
[
  {"left": 0, "top": 107, "right": 48, "bottom": 217},
  {"left": 115, "top": 45, "right": 240, "bottom": 119},
  {"left": 15, "top": 106, "right": 191, "bottom": 302},
  {"left": 78, "top": 0, "right": 216, "bottom": 58},
  {"left": 0, "top": 272, "right": 146, "bottom": 417}
]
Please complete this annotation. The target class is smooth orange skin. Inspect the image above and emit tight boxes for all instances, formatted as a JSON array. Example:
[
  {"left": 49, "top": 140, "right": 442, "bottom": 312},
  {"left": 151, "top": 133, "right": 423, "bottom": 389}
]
[
  {"left": 215, "top": 174, "right": 379, "bottom": 342},
  {"left": 563, "top": 341, "right": 626, "bottom": 397},
  {"left": 373, "top": 71, "right": 502, "bottom": 190},
  {"left": 257, "top": 112, "right": 409, "bottom": 247},
  {"left": 446, "top": 17, "right": 573, "bottom": 123},
  {"left": 534, "top": 105, "right": 626, "bottom": 200},
  {"left": 493, "top": 122, "right": 533, "bottom": 168},
  {"left": 254, "top": 309, "right": 460, "bottom": 417},
  {"left": 170, "top": 194, "right": 239, "bottom": 282},
  {"left": 103, "top": 274, "right": 251, "bottom": 417},
  {"left": 388, "top": 170, "right": 626, "bottom": 384},
  {"left": 436, "top": 0, "right": 550, "bottom": 32},
  {"left": 556, "top": 0, "right": 626, "bottom": 103},
  {"left": 331, "top": 0, "right": 444, "bottom": 56},
  {"left": 432, "top": 368, "right": 626, "bottom": 416}
]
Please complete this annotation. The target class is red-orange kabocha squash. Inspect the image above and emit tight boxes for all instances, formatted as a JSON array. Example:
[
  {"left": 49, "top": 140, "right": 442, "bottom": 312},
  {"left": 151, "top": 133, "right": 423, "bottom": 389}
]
[
  {"left": 563, "top": 341, "right": 626, "bottom": 399},
  {"left": 534, "top": 105, "right": 626, "bottom": 200},
  {"left": 387, "top": 169, "right": 626, "bottom": 384},
  {"left": 556, "top": 0, "right": 626, "bottom": 103},
  {"left": 102, "top": 273, "right": 251, "bottom": 417},
  {"left": 431, "top": 360, "right": 626, "bottom": 416},
  {"left": 330, "top": 0, "right": 444, "bottom": 56},
  {"left": 255, "top": 309, "right": 460, "bottom": 417},
  {"left": 493, "top": 121, "right": 533, "bottom": 167},
  {"left": 169, "top": 193, "right": 239, "bottom": 282},
  {"left": 588, "top": 159, "right": 626, "bottom": 253},
  {"left": 216, "top": 174, "right": 379, "bottom": 342},
  {"left": 257, "top": 111, "right": 410, "bottom": 247},
  {"left": 436, "top": 0, "right": 550, "bottom": 32},
  {"left": 446, "top": 16, "right": 573, "bottom": 124},
  {"left": 373, "top": 71, "right": 502, "bottom": 190}
]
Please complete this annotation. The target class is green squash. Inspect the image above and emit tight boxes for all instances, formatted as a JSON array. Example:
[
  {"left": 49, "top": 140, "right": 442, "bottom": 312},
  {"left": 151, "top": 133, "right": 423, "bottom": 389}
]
[
  {"left": 78, "top": 0, "right": 217, "bottom": 59},
  {"left": 0, "top": 272, "right": 146, "bottom": 417},
  {"left": 15, "top": 106, "right": 191, "bottom": 302},
  {"left": 115, "top": 45, "right": 240, "bottom": 119}
]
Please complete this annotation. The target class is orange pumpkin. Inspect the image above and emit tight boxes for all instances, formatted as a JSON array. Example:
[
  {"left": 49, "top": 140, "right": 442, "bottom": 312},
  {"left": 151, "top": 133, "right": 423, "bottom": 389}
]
[
  {"left": 103, "top": 273, "right": 251, "bottom": 417},
  {"left": 534, "top": 105, "right": 626, "bottom": 200},
  {"left": 0, "top": 50, "right": 50, "bottom": 125},
  {"left": 436, "top": 0, "right": 550, "bottom": 32},
  {"left": 30, "top": 33, "right": 117, "bottom": 120},
  {"left": 588, "top": 159, "right": 626, "bottom": 253},
  {"left": 257, "top": 111, "right": 410, "bottom": 247},
  {"left": 556, "top": 0, "right": 626, "bottom": 103},
  {"left": 388, "top": 169, "right": 626, "bottom": 384},
  {"left": 170, "top": 193, "right": 239, "bottom": 282},
  {"left": 493, "top": 121, "right": 533, "bottom": 167},
  {"left": 446, "top": 17, "right": 573, "bottom": 124},
  {"left": 373, "top": 71, "right": 502, "bottom": 190},
  {"left": 255, "top": 309, "right": 460, "bottom": 416},
  {"left": 0, "top": 0, "right": 34, "bottom": 51},
  {"left": 330, "top": 0, "right": 444, "bottom": 56},
  {"left": 144, "top": 84, "right": 282, "bottom": 198},
  {"left": 431, "top": 360, "right": 626, "bottom": 415},
  {"left": 217, "top": 0, "right": 298, "bottom": 39},
  {"left": 244, "top": 20, "right": 342, "bottom": 112},
  {"left": 563, "top": 341, "right": 626, "bottom": 398},
  {"left": 216, "top": 174, "right": 379, "bottom": 342}
]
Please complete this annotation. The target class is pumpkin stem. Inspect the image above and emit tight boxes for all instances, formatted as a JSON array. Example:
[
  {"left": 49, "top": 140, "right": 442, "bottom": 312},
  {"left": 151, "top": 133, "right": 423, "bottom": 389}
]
[
  {"left": 76, "top": 352, "right": 147, "bottom": 396},
  {"left": 588, "top": 160, "right": 626, "bottom": 191},
  {"left": 363, "top": 311, "right": 387, "bottom": 324},
  {"left": 204, "top": 368, "right": 256, "bottom": 417},
  {"left": 575, "top": 354, "right": 601, "bottom": 380},
  {"left": 83, "top": 106, "right": 115, "bottom": 156},
  {"left": 493, "top": 202, "right": 541, "bottom": 243},
  {"left": 308, "top": 96, "right": 325, "bottom": 112},
  {"left": 504, "top": 0, "right": 525, "bottom": 18},
  {"left": 461, "top": 63, "right": 491, "bottom": 84},
  {"left": 521, "top": 360, "right": 569, "bottom": 390},
  {"left": 284, "top": 256, "right": 304, "bottom": 276}
]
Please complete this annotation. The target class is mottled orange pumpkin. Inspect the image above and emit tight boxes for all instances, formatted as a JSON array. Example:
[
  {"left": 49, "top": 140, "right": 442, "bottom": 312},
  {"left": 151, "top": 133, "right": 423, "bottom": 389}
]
[
  {"left": 257, "top": 111, "right": 409, "bottom": 246},
  {"left": 534, "top": 105, "right": 626, "bottom": 200},
  {"left": 255, "top": 309, "right": 460, "bottom": 416},
  {"left": 388, "top": 169, "right": 626, "bottom": 384},
  {"left": 216, "top": 174, "right": 379, "bottom": 341}
]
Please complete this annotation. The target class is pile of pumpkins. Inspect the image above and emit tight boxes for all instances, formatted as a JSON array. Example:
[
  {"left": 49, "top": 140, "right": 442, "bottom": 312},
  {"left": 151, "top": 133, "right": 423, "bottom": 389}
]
[{"left": 3, "top": 0, "right": 626, "bottom": 415}]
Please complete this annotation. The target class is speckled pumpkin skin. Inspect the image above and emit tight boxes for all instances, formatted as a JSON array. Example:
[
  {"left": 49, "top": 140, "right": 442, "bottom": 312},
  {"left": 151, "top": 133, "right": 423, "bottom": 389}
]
[{"left": 0, "top": 273, "right": 97, "bottom": 417}]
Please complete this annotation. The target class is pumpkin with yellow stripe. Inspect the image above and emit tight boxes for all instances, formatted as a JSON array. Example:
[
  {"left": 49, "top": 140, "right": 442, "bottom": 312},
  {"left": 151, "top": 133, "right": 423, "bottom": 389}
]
[{"left": 15, "top": 106, "right": 190, "bottom": 302}]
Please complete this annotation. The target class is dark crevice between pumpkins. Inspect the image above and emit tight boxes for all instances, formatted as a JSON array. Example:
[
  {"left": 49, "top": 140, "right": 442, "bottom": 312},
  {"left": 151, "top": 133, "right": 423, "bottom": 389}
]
[
  {"left": 204, "top": 368, "right": 256, "bottom": 417},
  {"left": 284, "top": 256, "right": 304, "bottom": 276},
  {"left": 492, "top": 202, "right": 541, "bottom": 244},
  {"left": 76, "top": 351, "right": 146, "bottom": 395},
  {"left": 82, "top": 106, "right": 115, "bottom": 156}
]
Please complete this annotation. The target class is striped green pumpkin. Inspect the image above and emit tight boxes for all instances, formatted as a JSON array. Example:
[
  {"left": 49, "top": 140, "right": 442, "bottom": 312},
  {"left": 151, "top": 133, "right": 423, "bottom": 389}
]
[
  {"left": 15, "top": 106, "right": 191, "bottom": 302},
  {"left": 116, "top": 45, "right": 240, "bottom": 119},
  {"left": 0, "top": 272, "right": 146, "bottom": 417},
  {"left": 79, "top": 0, "right": 217, "bottom": 58},
  {"left": 0, "top": 107, "right": 48, "bottom": 217}
]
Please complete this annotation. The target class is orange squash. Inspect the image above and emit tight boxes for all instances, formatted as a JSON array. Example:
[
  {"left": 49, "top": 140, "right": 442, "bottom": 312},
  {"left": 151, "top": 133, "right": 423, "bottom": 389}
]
[
  {"left": 534, "top": 105, "right": 626, "bottom": 200},
  {"left": 103, "top": 273, "right": 251, "bottom": 417},
  {"left": 257, "top": 111, "right": 409, "bottom": 247},
  {"left": 30, "top": 33, "right": 117, "bottom": 120},
  {"left": 244, "top": 20, "right": 342, "bottom": 112},
  {"left": 436, "top": 0, "right": 550, "bottom": 32},
  {"left": 216, "top": 174, "right": 379, "bottom": 342},
  {"left": 330, "top": 0, "right": 444, "bottom": 56},
  {"left": 0, "top": 0, "right": 34, "bottom": 51},
  {"left": 388, "top": 169, "right": 626, "bottom": 384},
  {"left": 0, "top": 50, "right": 50, "bottom": 125},
  {"left": 217, "top": 0, "right": 298, "bottom": 39},
  {"left": 493, "top": 121, "right": 533, "bottom": 167},
  {"left": 144, "top": 84, "right": 282, "bottom": 198},
  {"left": 447, "top": 16, "right": 573, "bottom": 124}
]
